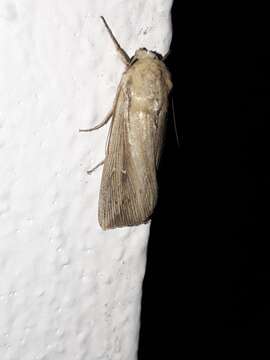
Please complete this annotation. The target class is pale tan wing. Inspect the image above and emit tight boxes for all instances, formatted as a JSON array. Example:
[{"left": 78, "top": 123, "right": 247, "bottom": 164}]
[
  {"left": 154, "top": 64, "right": 172, "bottom": 167},
  {"left": 98, "top": 82, "right": 161, "bottom": 229},
  {"left": 154, "top": 97, "right": 169, "bottom": 167}
]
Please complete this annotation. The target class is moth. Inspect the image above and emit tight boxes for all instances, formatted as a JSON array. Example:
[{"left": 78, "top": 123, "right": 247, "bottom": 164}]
[{"left": 80, "top": 16, "right": 173, "bottom": 230}]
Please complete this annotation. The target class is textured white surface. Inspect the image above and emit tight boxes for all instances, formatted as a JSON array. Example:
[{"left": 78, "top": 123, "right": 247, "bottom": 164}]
[{"left": 0, "top": 0, "right": 173, "bottom": 359}]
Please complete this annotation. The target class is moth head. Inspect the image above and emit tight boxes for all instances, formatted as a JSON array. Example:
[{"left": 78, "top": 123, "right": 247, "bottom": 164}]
[{"left": 132, "top": 48, "right": 163, "bottom": 62}]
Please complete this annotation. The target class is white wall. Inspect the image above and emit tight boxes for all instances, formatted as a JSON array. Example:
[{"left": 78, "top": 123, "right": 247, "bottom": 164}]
[{"left": 0, "top": 1, "right": 173, "bottom": 359}]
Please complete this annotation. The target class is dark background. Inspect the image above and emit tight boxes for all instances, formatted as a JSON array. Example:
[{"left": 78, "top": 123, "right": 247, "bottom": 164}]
[{"left": 138, "top": 2, "right": 270, "bottom": 358}]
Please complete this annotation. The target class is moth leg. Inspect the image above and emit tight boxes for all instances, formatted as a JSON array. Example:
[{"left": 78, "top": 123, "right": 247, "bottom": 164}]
[
  {"left": 87, "top": 160, "right": 105, "bottom": 175},
  {"left": 79, "top": 110, "right": 113, "bottom": 132},
  {"left": 172, "top": 97, "right": 180, "bottom": 147},
  {"left": 100, "top": 16, "right": 131, "bottom": 66},
  {"left": 162, "top": 50, "right": 170, "bottom": 61}
]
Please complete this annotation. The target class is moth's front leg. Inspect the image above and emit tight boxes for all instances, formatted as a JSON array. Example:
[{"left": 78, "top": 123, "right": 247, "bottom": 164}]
[{"left": 79, "top": 109, "right": 113, "bottom": 132}]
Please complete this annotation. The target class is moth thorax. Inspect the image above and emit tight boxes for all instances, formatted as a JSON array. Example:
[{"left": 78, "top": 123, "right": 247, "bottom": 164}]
[{"left": 134, "top": 48, "right": 162, "bottom": 60}]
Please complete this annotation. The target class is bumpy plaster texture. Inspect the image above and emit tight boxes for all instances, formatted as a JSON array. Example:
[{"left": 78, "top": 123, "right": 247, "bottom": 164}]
[{"left": 0, "top": 1, "right": 173, "bottom": 359}]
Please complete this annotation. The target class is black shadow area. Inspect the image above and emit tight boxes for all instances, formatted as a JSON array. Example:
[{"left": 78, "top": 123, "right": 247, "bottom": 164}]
[
  {"left": 138, "top": 2, "right": 183, "bottom": 359},
  {"left": 138, "top": 2, "right": 270, "bottom": 359}
]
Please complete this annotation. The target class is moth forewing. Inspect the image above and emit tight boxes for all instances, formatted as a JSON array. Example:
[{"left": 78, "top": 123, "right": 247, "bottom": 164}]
[
  {"left": 98, "top": 55, "right": 172, "bottom": 230},
  {"left": 81, "top": 17, "right": 173, "bottom": 230}
]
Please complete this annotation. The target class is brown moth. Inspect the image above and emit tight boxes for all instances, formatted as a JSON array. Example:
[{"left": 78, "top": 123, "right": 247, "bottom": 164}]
[{"left": 80, "top": 16, "right": 173, "bottom": 230}]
